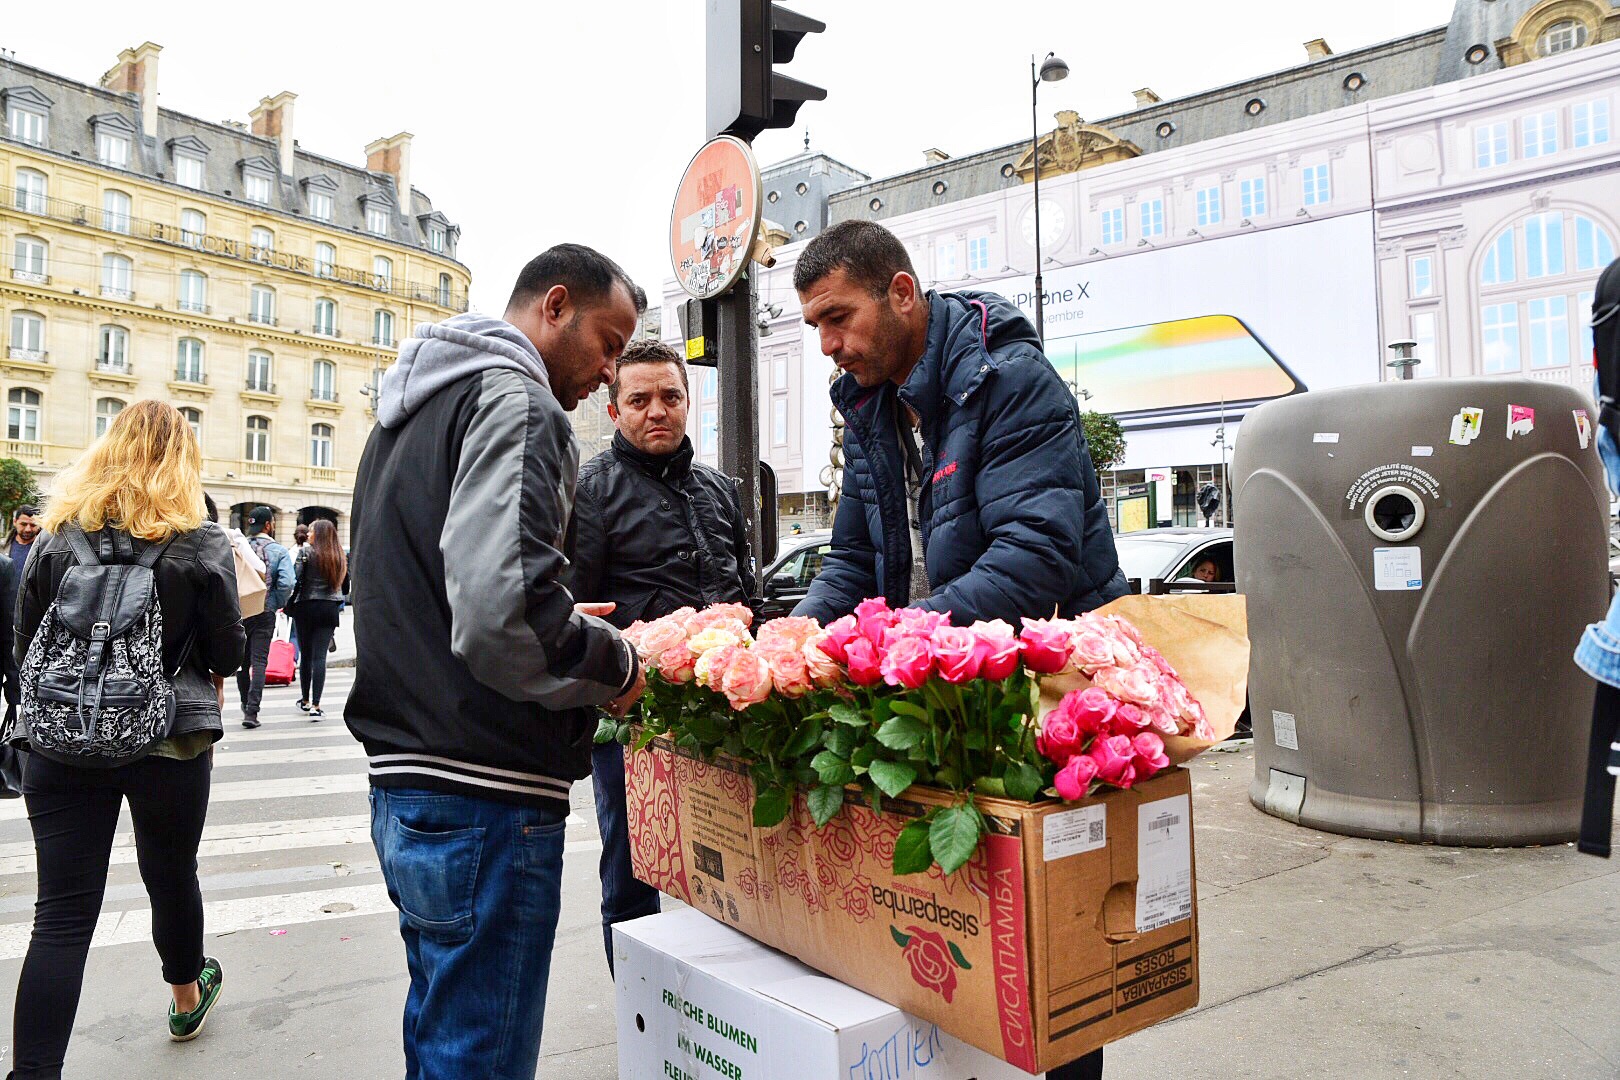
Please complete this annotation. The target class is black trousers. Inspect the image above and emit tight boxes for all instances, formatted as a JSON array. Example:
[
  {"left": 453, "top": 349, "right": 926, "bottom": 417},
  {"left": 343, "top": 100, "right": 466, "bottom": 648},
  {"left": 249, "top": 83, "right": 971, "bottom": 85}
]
[
  {"left": 235, "top": 609, "right": 278, "bottom": 718},
  {"left": 293, "top": 615, "right": 337, "bottom": 706},
  {"left": 1048, "top": 1048, "right": 1104, "bottom": 1080},
  {"left": 1579, "top": 682, "right": 1620, "bottom": 857},
  {"left": 11, "top": 750, "right": 212, "bottom": 1079}
]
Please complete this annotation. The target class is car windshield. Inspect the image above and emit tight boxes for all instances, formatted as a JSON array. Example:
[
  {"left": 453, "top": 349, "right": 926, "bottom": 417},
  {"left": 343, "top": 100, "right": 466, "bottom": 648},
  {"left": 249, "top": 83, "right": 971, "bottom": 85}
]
[{"left": 1112, "top": 537, "right": 1187, "bottom": 583}]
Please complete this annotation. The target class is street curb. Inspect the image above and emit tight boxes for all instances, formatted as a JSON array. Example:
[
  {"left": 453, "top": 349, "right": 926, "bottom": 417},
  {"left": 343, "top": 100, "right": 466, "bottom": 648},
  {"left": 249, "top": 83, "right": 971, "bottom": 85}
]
[{"left": 331, "top": 657, "right": 357, "bottom": 669}]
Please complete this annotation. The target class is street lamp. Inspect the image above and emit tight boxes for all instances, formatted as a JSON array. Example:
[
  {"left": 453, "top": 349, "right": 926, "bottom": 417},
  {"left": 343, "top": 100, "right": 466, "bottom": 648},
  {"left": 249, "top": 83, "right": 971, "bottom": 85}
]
[{"left": 1031, "top": 50, "right": 1068, "bottom": 346}]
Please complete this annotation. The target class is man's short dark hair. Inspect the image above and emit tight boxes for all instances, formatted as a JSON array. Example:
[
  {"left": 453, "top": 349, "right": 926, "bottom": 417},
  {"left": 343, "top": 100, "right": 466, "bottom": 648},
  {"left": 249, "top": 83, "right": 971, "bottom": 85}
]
[
  {"left": 610, "top": 339, "right": 688, "bottom": 405},
  {"left": 792, "top": 219, "right": 917, "bottom": 297},
  {"left": 506, "top": 243, "right": 648, "bottom": 317},
  {"left": 14, "top": 505, "right": 37, "bottom": 519}
]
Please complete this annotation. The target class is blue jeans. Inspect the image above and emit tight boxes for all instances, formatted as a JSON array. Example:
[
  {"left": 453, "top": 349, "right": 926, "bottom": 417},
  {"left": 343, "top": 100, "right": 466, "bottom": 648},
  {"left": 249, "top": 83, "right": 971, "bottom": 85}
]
[
  {"left": 591, "top": 741, "right": 660, "bottom": 971},
  {"left": 370, "top": 787, "right": 567, "bottom": 1080}
]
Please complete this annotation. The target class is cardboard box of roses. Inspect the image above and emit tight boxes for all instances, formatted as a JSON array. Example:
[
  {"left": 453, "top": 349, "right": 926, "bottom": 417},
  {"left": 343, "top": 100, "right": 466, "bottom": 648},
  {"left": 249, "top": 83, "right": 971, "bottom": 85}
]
[{"left": 617, "top": 594, "right": 1247, "bottom": 1073}]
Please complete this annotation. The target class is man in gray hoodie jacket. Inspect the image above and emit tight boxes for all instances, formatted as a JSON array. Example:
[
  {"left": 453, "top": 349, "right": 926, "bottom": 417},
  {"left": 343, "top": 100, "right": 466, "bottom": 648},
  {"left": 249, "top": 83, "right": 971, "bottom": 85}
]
[{"left": 348, "top": 244, "right": 646, "bottom": 1080}]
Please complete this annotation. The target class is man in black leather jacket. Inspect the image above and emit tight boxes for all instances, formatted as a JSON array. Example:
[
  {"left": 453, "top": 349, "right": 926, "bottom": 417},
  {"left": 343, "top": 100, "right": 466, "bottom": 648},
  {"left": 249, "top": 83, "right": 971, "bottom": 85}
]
[{"left": 568, "top": 338, "right": 756, "bottom": 968}]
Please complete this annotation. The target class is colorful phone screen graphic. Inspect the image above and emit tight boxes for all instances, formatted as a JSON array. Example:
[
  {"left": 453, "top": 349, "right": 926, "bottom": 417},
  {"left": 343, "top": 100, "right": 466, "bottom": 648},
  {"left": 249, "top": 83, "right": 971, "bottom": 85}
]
[{"left": 1045, "top": 314, "right": 1303, "bottom": 418}]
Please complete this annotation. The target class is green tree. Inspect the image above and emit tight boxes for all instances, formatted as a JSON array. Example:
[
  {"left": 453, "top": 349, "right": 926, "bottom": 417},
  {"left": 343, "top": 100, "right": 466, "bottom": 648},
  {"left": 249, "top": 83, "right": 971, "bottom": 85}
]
[
  {"left": 1079, "top": 411, "right": 1127, "bottom": 472},
  {"left": 0, "top": 458, "right": 39, "bottom": 531}
]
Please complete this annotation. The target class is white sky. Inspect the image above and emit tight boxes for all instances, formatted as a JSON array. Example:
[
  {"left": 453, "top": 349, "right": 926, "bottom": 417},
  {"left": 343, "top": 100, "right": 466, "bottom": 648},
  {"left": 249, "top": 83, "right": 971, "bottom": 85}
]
[{"left": 4, "top": 0, "right": 1455, "bottom": 314}]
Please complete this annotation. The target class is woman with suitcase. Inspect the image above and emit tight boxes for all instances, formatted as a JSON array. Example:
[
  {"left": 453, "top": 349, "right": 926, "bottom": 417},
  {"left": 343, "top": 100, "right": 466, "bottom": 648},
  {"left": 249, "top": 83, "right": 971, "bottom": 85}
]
[{"left": 289, "top": 519, "right": 348, "bottom": 719}]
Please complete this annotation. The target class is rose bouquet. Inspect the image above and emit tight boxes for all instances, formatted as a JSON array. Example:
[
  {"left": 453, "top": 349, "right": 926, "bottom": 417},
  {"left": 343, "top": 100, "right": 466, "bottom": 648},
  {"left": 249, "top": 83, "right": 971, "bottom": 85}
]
[{"left": 605, "top": 595, "right": 1241, "bottom": 876}]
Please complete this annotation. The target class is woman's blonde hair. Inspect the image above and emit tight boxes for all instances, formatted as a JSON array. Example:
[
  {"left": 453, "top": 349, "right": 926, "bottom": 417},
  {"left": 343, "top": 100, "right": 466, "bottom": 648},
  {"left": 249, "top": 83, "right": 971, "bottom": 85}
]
[{"left": 43, "top": 400, "right": 205, "bottom": 541}]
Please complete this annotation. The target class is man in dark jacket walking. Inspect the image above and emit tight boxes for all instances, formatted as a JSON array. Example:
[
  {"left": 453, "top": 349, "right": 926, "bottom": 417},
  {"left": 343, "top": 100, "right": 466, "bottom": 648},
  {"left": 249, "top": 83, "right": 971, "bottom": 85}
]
[
  {"left": 792, "top": 219, "right": 1124, "bottom": 1080},
  {"left": 347, "top": 244, "right": 646, "bottom": 1080},
  {"left": 568, "top": 338, "right": 755, "bottom": 969}
]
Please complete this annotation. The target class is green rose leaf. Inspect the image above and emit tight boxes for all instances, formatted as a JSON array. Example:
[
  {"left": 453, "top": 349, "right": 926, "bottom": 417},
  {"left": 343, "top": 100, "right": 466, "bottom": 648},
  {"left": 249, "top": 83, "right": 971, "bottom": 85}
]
[
  {"left": 948, "top": 941, "right": 973, "bottom": 970},
  {"left": 890, "top": 924, "right": 913, "bottom": 948},
  {"left": 893, "top": 818, "right": 935, "bottom": 876},
  {"left": 752, "top": 786, "right": 792, "bottom": 829},
  {"left": 888, "top": 698, "right": 929, "bottom": 720},
  {"left": 829, "top": 701, "right": 864, "bottom": 727},
  {"left": 868, "top": 759, "right": 918, "bottom": 799},
  {"left": 875, "top": 715, "right": 926, "bottom": 751},
  {"left": 1003, "top": 761, "right": 1045, "bottom": 803},
  {"left": 811, "top": 750, "right": 856, "bottom": 787},
  {"left": 782, "top": 718, "right": 824, "bottom": 759},
  {"left": 807, "top": 783, "right": 845, "bottom": 827},
  {"left": 851, "top": 742, "right": 878, "bottom": 770},
  {"left": 824, "top": 724, "right": 857, "bottom": 759},
  {"left": 594, "top": 715, "right": 618, "bottom": 745},
  {"left": 929, "top": 805, "right": 984, "bottom": 876}
]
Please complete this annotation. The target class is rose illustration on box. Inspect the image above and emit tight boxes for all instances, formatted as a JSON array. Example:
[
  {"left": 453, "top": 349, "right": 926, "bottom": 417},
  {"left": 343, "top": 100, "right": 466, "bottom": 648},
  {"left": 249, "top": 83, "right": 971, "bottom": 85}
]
[{"left": 890, "top": 924, "right": 971, "bottom": 1003}]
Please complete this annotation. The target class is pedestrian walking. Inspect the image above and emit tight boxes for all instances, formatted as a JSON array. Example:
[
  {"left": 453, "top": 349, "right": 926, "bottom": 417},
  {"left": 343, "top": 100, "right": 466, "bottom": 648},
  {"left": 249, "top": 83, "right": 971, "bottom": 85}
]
[
  {"left": 790, "top": 220, "right": 1125, "bottom": 1080},
  {"left": 236, "top": 506, "right": 294, "bottom": 729},
  {"left": 569, "top": 338, "right": 755, "bottom": 969},
  {"left": 5, "top": 400, "right": 246, "bottom": 1077},
  {"left": 288, "top": 519, "right": 348, "bottom": 719},
  {"left": 348, "top": 243, "right": 646, "bottom": 1080},
  {"left": 289, "top": 523, "right": 310, "bottom": 665}
]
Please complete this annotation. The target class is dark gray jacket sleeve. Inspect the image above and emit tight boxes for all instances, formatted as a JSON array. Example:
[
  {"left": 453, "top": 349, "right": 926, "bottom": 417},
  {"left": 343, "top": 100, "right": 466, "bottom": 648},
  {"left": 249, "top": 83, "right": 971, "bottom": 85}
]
[{"left": 440, "top": 370, "right": 634, "bottom": 709}]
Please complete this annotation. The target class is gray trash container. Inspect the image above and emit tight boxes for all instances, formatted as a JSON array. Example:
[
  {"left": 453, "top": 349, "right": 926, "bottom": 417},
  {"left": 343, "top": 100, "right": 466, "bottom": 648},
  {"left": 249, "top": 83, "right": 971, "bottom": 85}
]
[{"left": 1232, "top": 377, "right": 1608, "bottom": 845}]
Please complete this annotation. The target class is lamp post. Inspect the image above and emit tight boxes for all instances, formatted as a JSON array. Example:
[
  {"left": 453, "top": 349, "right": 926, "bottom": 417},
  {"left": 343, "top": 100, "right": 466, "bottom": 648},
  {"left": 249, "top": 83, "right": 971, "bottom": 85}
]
[{"left": 1031, "top": 51, "right": 1069, "bottom": 346}]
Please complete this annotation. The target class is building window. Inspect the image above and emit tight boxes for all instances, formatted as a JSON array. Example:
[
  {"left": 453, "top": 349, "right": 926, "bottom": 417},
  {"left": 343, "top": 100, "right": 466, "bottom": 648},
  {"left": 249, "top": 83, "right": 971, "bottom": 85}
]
[
  {"left": 94, "top": 397, "right": 125, "bottom": 439},
  {"left": 373, "top": 256, "right": 392, "bottom": 290},
  {"left": 245, "top": 173, "right": 272, "bottom": 205},
  {"left": 175, "top": 153, "right": 205, "bottom": 190},
  {"left": 9, "top": 311, "right": 44, "bottom": 361},
  {"left": 314, "top": 298, "right": 337, "bottom": 337},
  {"left": 98, "top": 325, "right": 129, "bottom": 370},
  {"left": 1139, "top": 198, "right": 1165, "bottom": 238},
  {"left": 1524, "top": 211, "right": 1565, "bottom": 279},
  {"left": 967, "top": 236, "right": 990, "bottom": 272},
  {"left": 179, "top": 270, "right": 207, "bottom": 313},
  {"left": 310, "top": 424, "right": 334, "bottom": 468},
  {"left": 700, "top": 409, "right": 717, "bottom": 455},
  {"left": 309, "top": 191, "right": 333, "bottom": 221},
  {"left": 7, "top": 388, "right": 40, "bottom": 442},
  {"left": 13, "top": 236, "right": 47, "bottom": 283},
  {"left": 245, "top": 416, "right": 270, "bottom": 462},
  {"left": 1195, "top": 186, "right": 1222, "bottom": 227},
  {"left": 316, "top": 243, "right": 336, "bottom": 279},
  {"left": 1573, "top": 100, "right": 1611, "bottom": 148},
  {"left": 935, "top": 241, "right": 959, "bottom": 281},
  {"left": 1302, "top": 163, "right": 1331, "bottom": 206},
  {"left": 1481, "top": 303, "right": 1520, "bottom": 373},
  {"left": 247, "top": 350, "right": 273, "bottom": 392},
  {"left": 7, "top": 104, "right": 46, "bottom": 146},
  {"left": 429, "top": 227, "right": 446, "bottom": 254},
  {"left": 181, "top": 209, "right": 206, "bottom": 248},
  {"left": 1522, "top": 110, "right": 1558, "bottom": 159},
  {"left": 1100, "top": 208, "right": 1124, "bottom": 245},
  {"left": 101, "top": 189, "right": 132, "bottom": 235},
  {"left": 1527, "top": 296, "right": 1570, "bottom": 369},
  {"left": 1481, "top": 229, "right": 1516, "bottom": 285},
  {"left": 1538, "top": 19, "right": 1588, "bottom": 56},
  {"left": 250, "top": 227, "right": 274, "bottom": 262},
  {"left": 438, "top": 273, "right": 452, "bottom": 307},
  {"left": 366, "top": 206, "right": 390, "bottom": 235},
  {"left": 14, "top": 169, "right": 46, "bottom": 214},
  {"left": 1409, "top": 254, "right": 1435, "bottom": 298},
  {"left": 97, "top": 130, "right": 130, "bottom": 168},
  {"left": 311, "top": 359, "right": 336, "bottom": 402},
  {"left": 250, "top": 285, "right": 276, "bottom": 326},
  {"left": 1576, "top": 214, "right": 1618, "bottom": 271},
  {"left": 772, "top": 397, "right": 788, "bottom": 447},
  {"left": 1474, "top": 122, "right": 1509, "bottom": 168},
  {"left": 101, "top": 254, "right": 133, "bottom": 299},
  {"left": 176, "top": 338, "right": 204, "bottom": 383},
  {"left": 373, "top": 310, "right": 394, "bottom": 347},
  {"left": 1411, "top": 311, "right": 1438, "bottom": 372},
  {"left": 1581, "top": 290, "right": 1597, "bottom": 359},
  {"left": 181, "top": 407, "right": 202, "bottom": 443},
  {"left": 1239, "top": 177, "right": 1267, "bottom": 219}
]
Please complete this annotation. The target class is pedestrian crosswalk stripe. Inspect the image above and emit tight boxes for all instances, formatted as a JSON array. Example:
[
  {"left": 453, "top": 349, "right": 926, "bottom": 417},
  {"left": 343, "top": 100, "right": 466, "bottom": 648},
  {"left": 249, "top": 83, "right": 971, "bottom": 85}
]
[
  {"left": 0, "top": 772, "right": 372, "bottom": 822},
  {"left": 0, "top": 814, "right": 374, "bottom": 876},
  {"left": 210, "top": 744, "right": 367, "bottom": 769},
  {"left": 215, "top": 728, "right": 356, "bottom": 747}
]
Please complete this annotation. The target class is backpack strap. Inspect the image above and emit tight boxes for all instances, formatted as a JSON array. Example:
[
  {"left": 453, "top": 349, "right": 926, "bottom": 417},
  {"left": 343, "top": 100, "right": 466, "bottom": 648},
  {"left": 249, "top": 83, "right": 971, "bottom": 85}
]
[
  {"left": 62, "top": 525, "right": 99, "bottom": 567},
  {"left": 135, "top": 535, "right": 177, "bottom": 569}
]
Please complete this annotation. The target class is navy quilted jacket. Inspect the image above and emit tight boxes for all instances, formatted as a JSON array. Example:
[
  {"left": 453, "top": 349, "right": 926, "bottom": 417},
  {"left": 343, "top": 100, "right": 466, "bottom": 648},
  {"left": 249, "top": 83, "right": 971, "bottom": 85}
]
[{"left": 795, "top": 289, "right": 1126, "bottom": 626}]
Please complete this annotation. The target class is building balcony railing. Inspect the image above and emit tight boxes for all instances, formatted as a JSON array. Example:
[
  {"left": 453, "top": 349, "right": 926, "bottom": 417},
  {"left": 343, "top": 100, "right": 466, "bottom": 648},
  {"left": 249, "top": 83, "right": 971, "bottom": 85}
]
[
  {"left": 95, "top": 358, "right": 130, "bottom": 373},
  {"left": 309, "top": 466, "right": 338, "bottom": 484},
  {"left": 10, "top": 269, "right": 48, "bottom": 285},
  {"left": 6, "top": 347, "right": 47, "bottom": 363},
  {"left": 248, "top": 313, "right": 278, "bottom": 327},
  {"left": 99, "top": 285, "right": 133, "bottom": 300},
  {"left": 4, "top": 439, "right": 43, "bottom": 459},
  {"left": 372, "top": 336, "right": 394, "bottom": 347},
  {"left": 310, "top": 390, "right": 339, "bottom": 404},
  {"left": 0, "top": 182, "right": 471, "bottom": 312},
  {"left": 245, "top": 380, "right": 277, "bottom": 394},
  {"left": 174, "top": 371, "right": 208, "bottom": 385},
  {"left": 177, "top": 300, "right": 210, "bottom": 314},
  {"left": 243, "top": 460, "right": 274, "bottom": 477}
]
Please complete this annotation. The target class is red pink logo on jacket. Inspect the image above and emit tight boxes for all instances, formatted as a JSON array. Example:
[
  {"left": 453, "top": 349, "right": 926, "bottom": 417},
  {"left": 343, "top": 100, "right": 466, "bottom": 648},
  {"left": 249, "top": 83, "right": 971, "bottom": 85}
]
[{"left": 932, "top": 461, "right": 958, "bottom": 484}]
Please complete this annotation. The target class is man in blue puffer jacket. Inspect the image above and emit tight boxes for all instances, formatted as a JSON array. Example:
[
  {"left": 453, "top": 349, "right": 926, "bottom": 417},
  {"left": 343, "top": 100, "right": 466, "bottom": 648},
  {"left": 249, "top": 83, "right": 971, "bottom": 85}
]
[{"left": 792, "top": 220, "right": 1124, "bottom": 1080}]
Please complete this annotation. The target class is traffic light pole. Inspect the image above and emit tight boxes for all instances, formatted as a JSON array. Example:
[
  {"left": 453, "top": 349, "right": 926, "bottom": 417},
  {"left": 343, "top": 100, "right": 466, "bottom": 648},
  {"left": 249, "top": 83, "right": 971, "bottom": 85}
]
[{"left": 716, "top": 269, "right": 763, "bottom": 588}]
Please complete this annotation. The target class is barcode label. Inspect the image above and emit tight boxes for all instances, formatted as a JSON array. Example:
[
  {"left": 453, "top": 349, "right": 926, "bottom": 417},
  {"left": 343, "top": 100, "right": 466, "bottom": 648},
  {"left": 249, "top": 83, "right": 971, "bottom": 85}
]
[
  {"left": 1148, "top": 814, "right": 1181, "bottom": 833},
  {"left": 1137, "top": 795, "right": 1193, "bottom": 933},
  {"left": 1044, "top": 804, "right": 1108, "bottom": 861},
  {"left": 1088, "top": 820, "right": 1105, "bottom": 843}
]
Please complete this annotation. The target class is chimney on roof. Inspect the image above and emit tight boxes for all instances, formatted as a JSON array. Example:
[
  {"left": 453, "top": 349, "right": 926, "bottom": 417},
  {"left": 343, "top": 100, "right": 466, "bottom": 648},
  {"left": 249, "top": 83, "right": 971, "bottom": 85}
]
[
  {"left": 99, "top": 41, "right": 161, "bottom": 135},
  {"left": 1133, "top": 87, "right": 1161, "bottom": 107},
  {"left": 1305, "top": 38, "right": 1333, "bottom": 60},
  {"left": 365, "top": 132, "right": 414, "bottom": 213},
  {"left": 923, "top": 147, "right": 950, "bottom": 165},
  {"left": 250, "top": 92, "right": 297, "bottom": 177}
]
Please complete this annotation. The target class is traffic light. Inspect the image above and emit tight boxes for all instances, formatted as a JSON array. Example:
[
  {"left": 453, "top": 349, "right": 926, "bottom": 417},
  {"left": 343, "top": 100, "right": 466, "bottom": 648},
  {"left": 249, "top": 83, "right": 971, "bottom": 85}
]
[{"left": 706, "top": 0, "right": 827, "bottom": 141}]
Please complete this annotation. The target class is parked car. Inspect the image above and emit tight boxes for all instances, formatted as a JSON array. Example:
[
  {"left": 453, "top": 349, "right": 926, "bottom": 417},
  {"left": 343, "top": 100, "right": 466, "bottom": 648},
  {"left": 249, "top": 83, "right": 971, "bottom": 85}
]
[
  {"left": 758, "top": 530, "right": 833, "bottom": 619},
  {"left": 1111, "top": 527, "right": 1234, "bottom": 592}
]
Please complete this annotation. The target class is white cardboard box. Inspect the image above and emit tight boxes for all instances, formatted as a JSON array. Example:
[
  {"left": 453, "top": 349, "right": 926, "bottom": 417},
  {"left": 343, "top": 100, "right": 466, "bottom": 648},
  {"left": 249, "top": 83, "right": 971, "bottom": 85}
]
[{"left": 615, "top": 908, "right": 1038, "bottom": 1080}]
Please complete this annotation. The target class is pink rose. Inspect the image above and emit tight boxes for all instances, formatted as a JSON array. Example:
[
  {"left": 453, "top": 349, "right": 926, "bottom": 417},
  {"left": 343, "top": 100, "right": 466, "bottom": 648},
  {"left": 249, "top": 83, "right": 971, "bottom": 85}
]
[
  {"left": 763, "top": 644, "right": 812, "bottom": 698},
  {"left": 818, "top": 615, "right": 860, "bottom": 664},
  {"left": 705, "top": 602, "right": 755, "bottom": 629},
  {"left": 1053, "top": 754, "right": 1100, "bottom": 801},
  {"left": 1087, "top": 735, "right": 1138, "bottom": 789},
  {"left": 693, "top": 644, "right": 740, "bottom": 690},
  {"left": 855, "top": 597, "right": 898, "bottom": 645},
  {"left": 1019, "top": 619, "right": 1073, "bottom": 675},
  {"left": 1067, "top": 686, "right": 1118, "bottom": 735},
  {"left": 1109, "top": 702, "right": 1148, "bottom": 734},
  {"left": 880, "top": 635, "right": 934, "bottom": 690},
  {"left": 1107, "top": 615, "right": 1146, "bottom": 647},
  {"left": 887, "top": 608, "right": 948, "bottom": 645},
  {"left": 636, "top": 618, "right": 689, "bottom": 664},
  {"left": 1144, "top": 705, "right": 1179, "bottom": 736},
  {"left": 1141, "top": 644, "right": 1177, "bottom": 677},
  {"left": 802, "top": 636, "right": 843, "bottom": 687},
  {"left": 757, "top": 616, "right": 821, "bottom": 651},
  {"left": 621, "top": 620, "right": 649, "bottom": 648},
  {"left": 845, "top": 638, "right": 884, "bottom": 687},
  {"left": 656, "top": 642, "right": 698, "bottom": 683},
  {"left": 1131, "top": 732, "right": 1170, "bottom": 776},
  {"left": 1094, "top": 663, "right": 1161, "bottom": 707},
  {"left": 1072, "top": 631, "right": 1114, "bottom": 671},
  {"left": 719, "top": 649, "right": 774, "bottom": 710},
  {"left": 1036, "top": 706, "right": 1084, "bottom": 764},
  {"left": 931, "top": 625, "right": 982, "bottom": 684},
  {"left": 969, "top": 620, "right": 1021, "bottom": 680}
]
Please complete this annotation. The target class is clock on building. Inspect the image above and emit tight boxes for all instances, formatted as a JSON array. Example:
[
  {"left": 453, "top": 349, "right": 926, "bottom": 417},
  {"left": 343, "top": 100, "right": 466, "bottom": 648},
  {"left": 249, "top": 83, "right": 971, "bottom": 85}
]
[{"left": 1020, "top": 201, "right": 1066, "bottom": 249}]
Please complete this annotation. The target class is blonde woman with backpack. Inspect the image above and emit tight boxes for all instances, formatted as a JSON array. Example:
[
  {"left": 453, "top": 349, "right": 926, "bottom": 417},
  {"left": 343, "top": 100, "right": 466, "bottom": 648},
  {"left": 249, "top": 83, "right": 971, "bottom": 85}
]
[{"left": 5, "top": 401, "right": 246, "bottom": 1077}]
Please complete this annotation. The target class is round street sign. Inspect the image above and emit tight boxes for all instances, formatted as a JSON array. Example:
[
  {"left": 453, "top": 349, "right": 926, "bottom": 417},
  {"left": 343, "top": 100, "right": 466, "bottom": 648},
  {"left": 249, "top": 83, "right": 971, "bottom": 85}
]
[{"left": 670, "top": 135, "right": 763, "bottom": 300}]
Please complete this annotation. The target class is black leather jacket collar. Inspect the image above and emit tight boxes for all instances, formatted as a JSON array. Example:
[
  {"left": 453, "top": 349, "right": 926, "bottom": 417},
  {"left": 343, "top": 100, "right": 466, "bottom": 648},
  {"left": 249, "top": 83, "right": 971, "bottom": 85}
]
[{"left": 612, "top": 431, "right": 694, "bottom": 483}]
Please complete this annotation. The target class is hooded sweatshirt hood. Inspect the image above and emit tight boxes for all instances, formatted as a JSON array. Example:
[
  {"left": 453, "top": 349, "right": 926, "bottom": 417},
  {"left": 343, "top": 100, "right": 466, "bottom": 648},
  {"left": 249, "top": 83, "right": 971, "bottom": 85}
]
[{"left": 377, "top": 313, "right": 552, "bottom": 428}]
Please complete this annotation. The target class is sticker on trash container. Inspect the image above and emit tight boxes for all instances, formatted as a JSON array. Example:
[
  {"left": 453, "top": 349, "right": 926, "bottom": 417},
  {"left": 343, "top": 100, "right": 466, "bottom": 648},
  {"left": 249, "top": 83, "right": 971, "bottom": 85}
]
[
  {"left": 1373, "top": 546, "right": 1423, "bottom": 591},
  {"left": 1313, "top": 432, "right": 1339, "bottom": 444},
  {"left": 1271, "top": 710, "right": 1299, "bottom": 750},
  {"left": 1507, "top": 404, "right": 1535, "bottom": 439},
  {"left": 1575, "top": 409, "right": 1593, "bottom": 450},
  {"left": 1448, "top": 407, "right": 1483, "bottom": 445}
]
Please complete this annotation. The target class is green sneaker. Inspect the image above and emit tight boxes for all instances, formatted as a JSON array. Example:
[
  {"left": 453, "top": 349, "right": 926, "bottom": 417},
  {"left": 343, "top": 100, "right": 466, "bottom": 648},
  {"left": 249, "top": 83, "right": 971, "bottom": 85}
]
[{"left": 168, "top": 956, "right": 223, "bottom": 1041}]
